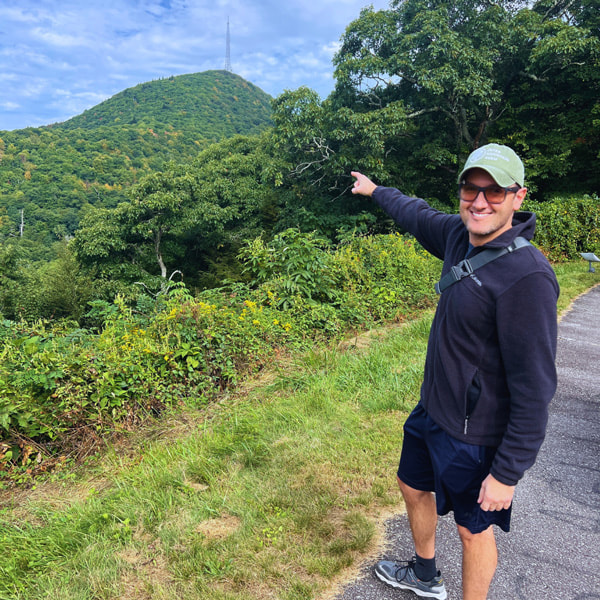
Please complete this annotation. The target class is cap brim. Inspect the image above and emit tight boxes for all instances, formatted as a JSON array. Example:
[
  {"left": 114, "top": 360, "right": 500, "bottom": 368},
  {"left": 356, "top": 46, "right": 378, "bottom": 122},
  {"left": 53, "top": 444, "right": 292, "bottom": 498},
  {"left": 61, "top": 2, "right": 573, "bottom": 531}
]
[{"left": 458, "top": 166, "right": 521, "bottom": 187}]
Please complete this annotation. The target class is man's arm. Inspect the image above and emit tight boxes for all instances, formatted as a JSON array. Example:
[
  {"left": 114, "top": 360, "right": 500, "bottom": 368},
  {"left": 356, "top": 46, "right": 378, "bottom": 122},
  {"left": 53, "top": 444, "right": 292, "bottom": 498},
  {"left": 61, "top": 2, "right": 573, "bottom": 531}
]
[
  {"left": 486, "top": 270, "right": 559, "bottom": 496},
  {"left": 350, "top": 171, "right": 459, "bottom": 261}
]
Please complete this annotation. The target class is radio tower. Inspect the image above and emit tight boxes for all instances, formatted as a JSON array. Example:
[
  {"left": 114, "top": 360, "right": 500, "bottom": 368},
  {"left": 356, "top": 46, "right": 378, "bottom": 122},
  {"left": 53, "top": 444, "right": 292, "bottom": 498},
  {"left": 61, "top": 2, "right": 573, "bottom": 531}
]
[{"left": 224, "top": 17, "right": 232, "bottom": 72}]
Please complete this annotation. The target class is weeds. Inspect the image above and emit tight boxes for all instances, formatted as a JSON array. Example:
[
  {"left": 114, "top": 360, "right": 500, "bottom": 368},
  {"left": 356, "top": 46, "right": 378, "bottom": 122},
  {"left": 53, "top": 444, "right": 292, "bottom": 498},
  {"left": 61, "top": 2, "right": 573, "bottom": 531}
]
[{"left": 1, "top": 232, "right": 440, "bottom": 472}]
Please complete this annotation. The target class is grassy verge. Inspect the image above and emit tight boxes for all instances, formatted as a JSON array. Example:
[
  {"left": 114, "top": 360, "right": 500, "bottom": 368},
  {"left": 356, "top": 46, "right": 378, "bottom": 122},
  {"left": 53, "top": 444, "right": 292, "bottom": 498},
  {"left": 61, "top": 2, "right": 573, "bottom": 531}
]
[
  {"left": 1, "top": 262, "right": 597, "bottom": 600},
  {"left": 552, "top": 261, "right": 600, "bottom": 316}
]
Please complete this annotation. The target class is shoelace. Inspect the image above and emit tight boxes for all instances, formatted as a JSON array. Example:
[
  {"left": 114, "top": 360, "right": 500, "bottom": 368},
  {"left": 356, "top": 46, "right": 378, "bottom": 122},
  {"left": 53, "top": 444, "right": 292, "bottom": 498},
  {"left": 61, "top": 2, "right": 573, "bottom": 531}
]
[{"left": 393, "top": 558, "right": 417, "bottom": 582}]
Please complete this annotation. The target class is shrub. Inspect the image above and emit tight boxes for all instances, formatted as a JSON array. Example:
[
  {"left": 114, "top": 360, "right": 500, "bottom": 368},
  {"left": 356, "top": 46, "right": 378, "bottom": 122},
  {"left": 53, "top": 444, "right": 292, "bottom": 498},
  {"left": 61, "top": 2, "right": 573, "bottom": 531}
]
[
  {"left": 525, "top": 195, "right": 600, "bottom": 261},
  {"left": 239, "top": 228, "right": 338, "bottom": 309},
  {"left": 0, "top": 231, "right": 441, "bottom": 479},
  {"left": 331, "top": 233, "right": 439, "bottom": 322}
]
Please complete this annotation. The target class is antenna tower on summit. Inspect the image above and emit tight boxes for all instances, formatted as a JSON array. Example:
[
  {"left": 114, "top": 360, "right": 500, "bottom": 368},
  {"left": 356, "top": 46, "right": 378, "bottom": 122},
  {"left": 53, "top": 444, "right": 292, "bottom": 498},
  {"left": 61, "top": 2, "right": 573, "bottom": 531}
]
[{"left": 224, "top": 17, "right": 232, "bottom": 72}]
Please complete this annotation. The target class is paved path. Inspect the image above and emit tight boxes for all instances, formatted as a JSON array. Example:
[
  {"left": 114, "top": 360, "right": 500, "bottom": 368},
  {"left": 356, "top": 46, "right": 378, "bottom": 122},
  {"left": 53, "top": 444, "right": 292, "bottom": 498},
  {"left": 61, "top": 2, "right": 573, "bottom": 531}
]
[{"left": 334, "top": 284, "right": 600, "bottom": 600}]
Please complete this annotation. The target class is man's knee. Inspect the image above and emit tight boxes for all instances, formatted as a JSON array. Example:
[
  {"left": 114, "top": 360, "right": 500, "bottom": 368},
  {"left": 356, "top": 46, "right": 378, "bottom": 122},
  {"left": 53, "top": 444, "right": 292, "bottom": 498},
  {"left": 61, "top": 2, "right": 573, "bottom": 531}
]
[
  {"left": 456, "top": 523, "right": 495, "bottom": 546},
  {"left": 397, "top": 476, "right": 433, "bottom": 503}
]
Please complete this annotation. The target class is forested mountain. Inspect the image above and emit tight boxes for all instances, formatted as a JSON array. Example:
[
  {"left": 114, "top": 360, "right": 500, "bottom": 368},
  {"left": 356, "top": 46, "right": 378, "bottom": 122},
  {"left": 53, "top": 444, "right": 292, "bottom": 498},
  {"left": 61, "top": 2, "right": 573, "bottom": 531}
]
[
  {"left": 0, "top": 71, "right": 272, "bottom": 250},
  {"left": 56, "top": 71, "right": 272, "bottom": 135}
]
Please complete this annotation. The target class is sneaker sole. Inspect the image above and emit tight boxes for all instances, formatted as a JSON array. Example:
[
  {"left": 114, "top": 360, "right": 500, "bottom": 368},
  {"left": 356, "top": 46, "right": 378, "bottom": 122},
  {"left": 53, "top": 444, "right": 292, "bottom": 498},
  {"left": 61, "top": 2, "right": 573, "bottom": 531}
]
[{"left": 375, "top": 568, "right": 448, "bottom": 600}]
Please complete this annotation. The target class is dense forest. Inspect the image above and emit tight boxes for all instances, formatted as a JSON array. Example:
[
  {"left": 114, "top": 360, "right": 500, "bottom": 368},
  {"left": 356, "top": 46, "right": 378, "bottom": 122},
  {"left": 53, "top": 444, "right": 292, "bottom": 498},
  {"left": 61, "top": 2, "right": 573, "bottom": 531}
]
[
  {"left": 0, "top": 0, "right": 598, "bottom": 323},
  {"left": 0, "top": 71, "right": 273, "bottom": 250}
]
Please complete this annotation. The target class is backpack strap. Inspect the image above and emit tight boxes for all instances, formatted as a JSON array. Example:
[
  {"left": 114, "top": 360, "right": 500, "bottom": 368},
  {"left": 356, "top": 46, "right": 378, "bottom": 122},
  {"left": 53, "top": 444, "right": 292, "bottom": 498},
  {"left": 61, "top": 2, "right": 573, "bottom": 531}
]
[{"left": 435, "top": 237, "right": 532, "bottom": 294}]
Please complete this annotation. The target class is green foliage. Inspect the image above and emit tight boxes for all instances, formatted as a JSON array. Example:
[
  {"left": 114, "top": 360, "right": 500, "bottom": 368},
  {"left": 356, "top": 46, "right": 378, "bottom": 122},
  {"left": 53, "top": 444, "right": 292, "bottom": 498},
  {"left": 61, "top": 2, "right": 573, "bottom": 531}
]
[
  {"left": 331, "top": 232, "right": 439, "bottom": 320},
  {"left": 525, "top": 194, "right": 600, "bottom": 261},
  {"left": 74, "top": 133, "right": 284, "bottom": 288},
  {"left": 0, "top": 241, "right": 96, "bottom": 321},
  {"left": 0, "top": 71, "right": 273, "bottom": 251},
  {"left": 59, "top": 71, "right": 272, "bottom": 134},
  {"left": 323, "top": 0, "right": 600, "bottom": 202},
  {"left": 0, "top": 232, "right": 440, "bottom": 475},
  {"left": 239, "top": 229, "right": 338, "bottom": 308},
  {"left": 269, "top": 87, "right": 412, "bottom": 230}
]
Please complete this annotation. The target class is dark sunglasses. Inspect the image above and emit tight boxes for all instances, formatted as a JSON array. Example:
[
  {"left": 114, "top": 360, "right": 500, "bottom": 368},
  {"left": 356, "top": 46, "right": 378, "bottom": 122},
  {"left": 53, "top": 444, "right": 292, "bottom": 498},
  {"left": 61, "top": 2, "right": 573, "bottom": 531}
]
[{"left": 459, "top": 182, "right": 521, "bottom": 204}]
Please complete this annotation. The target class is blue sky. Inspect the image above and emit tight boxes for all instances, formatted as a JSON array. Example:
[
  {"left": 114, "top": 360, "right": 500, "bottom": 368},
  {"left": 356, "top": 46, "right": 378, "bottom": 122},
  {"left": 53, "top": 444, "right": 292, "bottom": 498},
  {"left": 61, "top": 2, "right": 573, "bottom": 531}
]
[{"left": 0, "top": 0, "right": 390, "bottom": 131}]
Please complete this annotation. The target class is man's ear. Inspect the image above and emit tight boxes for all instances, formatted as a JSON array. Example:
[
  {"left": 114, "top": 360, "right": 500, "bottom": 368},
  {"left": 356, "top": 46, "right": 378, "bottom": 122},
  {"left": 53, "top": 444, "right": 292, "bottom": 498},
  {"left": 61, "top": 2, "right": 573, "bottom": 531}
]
[{"left": 513, "top": 187, "right": 527, "bottom": 211}]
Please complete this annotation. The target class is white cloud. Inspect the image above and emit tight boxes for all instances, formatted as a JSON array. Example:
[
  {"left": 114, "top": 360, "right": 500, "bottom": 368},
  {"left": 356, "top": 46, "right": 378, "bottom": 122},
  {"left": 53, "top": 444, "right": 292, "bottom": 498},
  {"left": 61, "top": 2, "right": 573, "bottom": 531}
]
[{"left": 30, "top": 28, "right": 89, "bottom": 48}]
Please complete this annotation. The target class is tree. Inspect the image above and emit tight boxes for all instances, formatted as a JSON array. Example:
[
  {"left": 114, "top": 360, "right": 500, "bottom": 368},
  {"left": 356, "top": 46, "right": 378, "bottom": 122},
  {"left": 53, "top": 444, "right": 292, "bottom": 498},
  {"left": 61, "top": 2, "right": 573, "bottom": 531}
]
[
  {"left": 75, "top": 164, "right": 234, "bottom": 284},
  {"left": 74, "top": 134, "right": 283, "bottom": 290},
  {"left": 268, "top": 87, "right": 410, "bottom": 235},
  {"left": 328, "top": 0, "right": 599, "bottom": 200}
]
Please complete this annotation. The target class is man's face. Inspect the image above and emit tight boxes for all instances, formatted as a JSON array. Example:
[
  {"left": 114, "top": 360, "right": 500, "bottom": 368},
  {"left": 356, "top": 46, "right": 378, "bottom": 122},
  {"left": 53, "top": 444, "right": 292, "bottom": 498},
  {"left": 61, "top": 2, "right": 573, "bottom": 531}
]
[{"left": 459, "top": 168, "right": 527, "bottom": 246}]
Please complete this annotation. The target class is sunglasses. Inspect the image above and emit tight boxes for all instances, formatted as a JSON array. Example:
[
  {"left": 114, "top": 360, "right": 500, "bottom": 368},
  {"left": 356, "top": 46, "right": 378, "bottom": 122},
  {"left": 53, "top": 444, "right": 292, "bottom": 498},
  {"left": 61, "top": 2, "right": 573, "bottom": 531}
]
[{"left": 459, "top": 182, "right": 521, "bottom": 204}]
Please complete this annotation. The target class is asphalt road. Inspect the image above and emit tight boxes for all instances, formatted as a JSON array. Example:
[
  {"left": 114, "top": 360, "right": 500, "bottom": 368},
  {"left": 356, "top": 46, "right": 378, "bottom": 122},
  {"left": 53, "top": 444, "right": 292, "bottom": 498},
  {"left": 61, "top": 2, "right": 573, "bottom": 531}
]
[{"left": 333, "top": 284, "right": 600, "bottom": 600}]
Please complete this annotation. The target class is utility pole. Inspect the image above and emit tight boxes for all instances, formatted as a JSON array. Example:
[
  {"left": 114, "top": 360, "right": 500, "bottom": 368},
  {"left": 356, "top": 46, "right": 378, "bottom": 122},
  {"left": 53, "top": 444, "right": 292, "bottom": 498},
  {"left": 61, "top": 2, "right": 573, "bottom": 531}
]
[{"left": 224, "top": 17, "right": 232, "bottom": 72}]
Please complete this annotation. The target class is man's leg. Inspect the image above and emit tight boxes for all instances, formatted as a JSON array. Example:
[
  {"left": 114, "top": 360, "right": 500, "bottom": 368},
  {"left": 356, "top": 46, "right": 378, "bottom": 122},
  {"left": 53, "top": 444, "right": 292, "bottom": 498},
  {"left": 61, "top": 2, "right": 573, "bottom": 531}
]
[
  {"left": 456, "top": 524, "right": 497, "bottom": 600},
  {"left": 375, "top": 476, "right": 446, "bottom": 598},
  {"left": 397, "top": 476, "right": 437, "bottom": 558}
]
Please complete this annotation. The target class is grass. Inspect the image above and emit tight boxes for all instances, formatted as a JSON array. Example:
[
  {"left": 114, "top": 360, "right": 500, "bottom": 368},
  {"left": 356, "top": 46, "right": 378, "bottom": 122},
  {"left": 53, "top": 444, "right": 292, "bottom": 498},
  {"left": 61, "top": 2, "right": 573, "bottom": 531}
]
[
  {"left": 0, "top": 261, "right": 597, "bottom": 600},
  {"left": 552, "top": 261, "right": 600, "bottom": 316}
]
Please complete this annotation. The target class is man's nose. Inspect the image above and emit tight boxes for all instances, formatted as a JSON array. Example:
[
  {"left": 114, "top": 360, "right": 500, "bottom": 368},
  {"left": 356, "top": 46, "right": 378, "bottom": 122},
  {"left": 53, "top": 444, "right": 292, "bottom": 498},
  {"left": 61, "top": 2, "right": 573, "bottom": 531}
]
[{"left": 472, "top": 190, "right": 489, "bottom": 207}]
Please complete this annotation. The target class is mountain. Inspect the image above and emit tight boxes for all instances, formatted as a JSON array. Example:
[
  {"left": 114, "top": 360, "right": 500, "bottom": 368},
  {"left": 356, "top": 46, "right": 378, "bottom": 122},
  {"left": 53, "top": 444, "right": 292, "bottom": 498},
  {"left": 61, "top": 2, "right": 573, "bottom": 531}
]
[
  {"left": 0, "top": 71, "right": 273, "bottom": 251},
  {"left": 55, "top": 70, "right": 273, "bottom": 137}
]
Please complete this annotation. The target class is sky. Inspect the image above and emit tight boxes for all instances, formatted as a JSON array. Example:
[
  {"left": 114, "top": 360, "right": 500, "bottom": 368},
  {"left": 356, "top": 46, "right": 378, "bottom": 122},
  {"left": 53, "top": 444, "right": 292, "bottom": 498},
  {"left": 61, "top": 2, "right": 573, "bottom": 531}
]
[{"left": 0, "top": 0, "right": 391, "bottom": 131}]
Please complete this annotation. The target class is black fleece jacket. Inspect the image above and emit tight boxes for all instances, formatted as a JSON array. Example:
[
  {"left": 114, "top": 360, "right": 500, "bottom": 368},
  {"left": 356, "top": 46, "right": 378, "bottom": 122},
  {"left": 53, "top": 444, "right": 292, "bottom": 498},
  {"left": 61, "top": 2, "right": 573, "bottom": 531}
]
[{"left": 372, "top": 186, "right": 559, "bottom": 486}]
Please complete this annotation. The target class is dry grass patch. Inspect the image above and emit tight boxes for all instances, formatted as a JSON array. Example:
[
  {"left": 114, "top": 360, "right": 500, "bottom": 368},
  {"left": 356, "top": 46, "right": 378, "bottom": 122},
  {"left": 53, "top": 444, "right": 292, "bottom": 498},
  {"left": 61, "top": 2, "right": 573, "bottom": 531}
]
[{"left": 195, "top": 513, "right": 242, "bottom": 542}]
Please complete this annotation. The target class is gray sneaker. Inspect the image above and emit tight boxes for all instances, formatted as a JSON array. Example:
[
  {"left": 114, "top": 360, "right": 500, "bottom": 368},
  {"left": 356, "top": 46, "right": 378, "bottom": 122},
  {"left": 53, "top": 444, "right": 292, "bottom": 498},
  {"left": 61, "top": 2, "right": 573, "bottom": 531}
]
[{"left": 374, "top": 558, "right": 447, "bottom": 599}]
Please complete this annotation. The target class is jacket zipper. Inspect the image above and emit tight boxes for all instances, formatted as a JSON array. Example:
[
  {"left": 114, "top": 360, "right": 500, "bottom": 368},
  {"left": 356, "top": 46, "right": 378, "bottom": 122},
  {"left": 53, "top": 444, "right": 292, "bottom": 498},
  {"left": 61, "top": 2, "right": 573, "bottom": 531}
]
[{"left": 464, "top": 370, "right": 481, "bottom": 436}]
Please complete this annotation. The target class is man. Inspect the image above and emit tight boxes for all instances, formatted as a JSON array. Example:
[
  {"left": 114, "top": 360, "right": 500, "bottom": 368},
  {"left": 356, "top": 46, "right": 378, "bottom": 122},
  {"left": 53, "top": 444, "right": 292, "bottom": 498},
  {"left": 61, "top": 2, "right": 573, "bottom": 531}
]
[{"left": 351, "top": 143, "right": 559, "bottom": 600}]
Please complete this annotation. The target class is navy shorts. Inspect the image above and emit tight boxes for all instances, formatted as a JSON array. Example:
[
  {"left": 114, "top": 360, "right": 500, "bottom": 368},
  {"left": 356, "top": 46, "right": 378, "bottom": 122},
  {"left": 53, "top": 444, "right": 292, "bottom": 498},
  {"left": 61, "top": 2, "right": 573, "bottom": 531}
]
[{"left": 397, "top": 403, "right": 511, "bottom": 534}]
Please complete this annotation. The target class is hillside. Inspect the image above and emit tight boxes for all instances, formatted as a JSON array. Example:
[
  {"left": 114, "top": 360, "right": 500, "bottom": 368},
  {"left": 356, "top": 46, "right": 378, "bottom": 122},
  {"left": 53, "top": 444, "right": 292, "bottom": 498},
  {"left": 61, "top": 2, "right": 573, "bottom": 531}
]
[
  {"left": 0, "top": 71, "right": 273, "bottom": 251},
  {"left": 55, "top": 71, "right": 272, "bottom": 137}
]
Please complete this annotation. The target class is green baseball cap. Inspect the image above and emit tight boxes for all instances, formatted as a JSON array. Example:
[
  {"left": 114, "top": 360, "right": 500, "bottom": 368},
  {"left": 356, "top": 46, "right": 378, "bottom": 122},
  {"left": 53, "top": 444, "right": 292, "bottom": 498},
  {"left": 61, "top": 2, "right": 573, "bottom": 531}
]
[{"left": 458, "top": 143, "right": 525, "bottom": 187}]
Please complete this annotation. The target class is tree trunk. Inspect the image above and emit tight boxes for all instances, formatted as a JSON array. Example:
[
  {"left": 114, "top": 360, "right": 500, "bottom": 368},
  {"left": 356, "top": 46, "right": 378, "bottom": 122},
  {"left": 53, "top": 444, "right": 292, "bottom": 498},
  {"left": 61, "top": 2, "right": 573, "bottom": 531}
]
[{"left": 155, "top": 229, "right": 167, "bottom": 278}]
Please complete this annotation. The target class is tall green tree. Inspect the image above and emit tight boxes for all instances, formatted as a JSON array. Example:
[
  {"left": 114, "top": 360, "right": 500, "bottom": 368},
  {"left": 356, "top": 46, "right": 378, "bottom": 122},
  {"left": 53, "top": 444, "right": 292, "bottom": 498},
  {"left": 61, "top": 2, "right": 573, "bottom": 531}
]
[
  {"left": 74, "top": 135, "right": 283, "bottom": 291},
  {"left": 328, "top": 0, "right": 599, "bottom": 200},
  {"left": 268, "top": 86, "right": 411, "bottom": 235}
]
